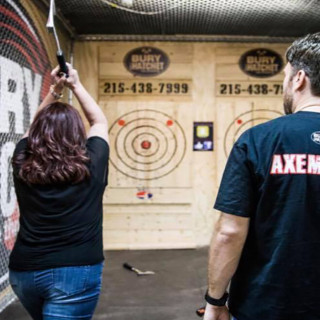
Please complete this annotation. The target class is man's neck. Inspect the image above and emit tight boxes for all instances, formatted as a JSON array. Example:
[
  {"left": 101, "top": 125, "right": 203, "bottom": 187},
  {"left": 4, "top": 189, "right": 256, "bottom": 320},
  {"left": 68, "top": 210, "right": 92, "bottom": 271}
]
[
  {"left": 294, "top": 97, "right": 320, "bottom": 113},
  {"left": 295, "top": 105, "right": 320, "bottom": 113}
]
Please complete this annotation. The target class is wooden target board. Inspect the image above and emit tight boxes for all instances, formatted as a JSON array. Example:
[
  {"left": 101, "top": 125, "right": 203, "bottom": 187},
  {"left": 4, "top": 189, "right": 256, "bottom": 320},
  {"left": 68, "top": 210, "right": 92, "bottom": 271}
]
[
  {"left": 109, "top": 109, "right": 187, "bottom": 181},
  {"left": 103, "top": 101, "right": 192, "bottom": 188},
  {"left": 100, "top": 101, "right": 194, "bottom": 249}
]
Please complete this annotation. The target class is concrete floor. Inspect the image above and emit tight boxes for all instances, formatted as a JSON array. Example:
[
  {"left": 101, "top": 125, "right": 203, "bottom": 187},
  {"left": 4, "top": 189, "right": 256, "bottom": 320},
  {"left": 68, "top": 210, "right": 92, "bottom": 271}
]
[{"left": 0, "top": 248, "right": 208, "bottom": 320}]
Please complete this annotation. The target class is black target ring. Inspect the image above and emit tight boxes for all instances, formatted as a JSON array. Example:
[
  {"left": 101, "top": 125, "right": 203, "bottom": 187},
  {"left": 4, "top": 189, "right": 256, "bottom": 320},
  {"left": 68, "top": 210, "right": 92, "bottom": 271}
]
[{"left": 109, "top": 109, "right": 187, "bottom": 180}]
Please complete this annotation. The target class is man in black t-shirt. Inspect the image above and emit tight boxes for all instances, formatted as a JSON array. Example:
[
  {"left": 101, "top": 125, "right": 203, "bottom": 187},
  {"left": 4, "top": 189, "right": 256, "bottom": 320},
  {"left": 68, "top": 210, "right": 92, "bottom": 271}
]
[{"left": 204, "top": 33, "right": 320, "bottom": 320}]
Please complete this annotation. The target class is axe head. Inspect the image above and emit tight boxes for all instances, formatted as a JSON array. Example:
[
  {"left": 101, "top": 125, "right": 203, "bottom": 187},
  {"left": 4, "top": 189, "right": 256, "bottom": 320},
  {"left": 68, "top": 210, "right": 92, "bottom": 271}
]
[
  {"left": 46, "top": 0, "right": 56, "bottom": 33},
  {"left": 136, "top": 270, "right": 155, "bottom": 276}
]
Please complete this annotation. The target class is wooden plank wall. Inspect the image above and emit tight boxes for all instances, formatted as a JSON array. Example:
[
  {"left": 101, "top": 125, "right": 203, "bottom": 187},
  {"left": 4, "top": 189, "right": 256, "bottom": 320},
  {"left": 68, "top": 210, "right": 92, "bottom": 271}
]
[{"left": 73, "top": 41, "right": 289, "bottom": 249}]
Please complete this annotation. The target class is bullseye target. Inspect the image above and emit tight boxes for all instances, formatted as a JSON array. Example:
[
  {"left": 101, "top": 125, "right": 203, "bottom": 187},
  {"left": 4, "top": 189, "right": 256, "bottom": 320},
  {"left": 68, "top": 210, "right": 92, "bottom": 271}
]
[
  {"left": 109, "top": 109, "right": 187, "bottom": 180},
  {"left": 224, "top": 109, "right": 283, "bottom": 157}
]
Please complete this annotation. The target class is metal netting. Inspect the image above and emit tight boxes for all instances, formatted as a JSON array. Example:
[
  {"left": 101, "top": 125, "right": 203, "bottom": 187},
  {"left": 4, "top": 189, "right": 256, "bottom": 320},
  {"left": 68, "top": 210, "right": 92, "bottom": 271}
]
[
  {"left": 0, "top": 0, "right": 70, "bottom": 312},
  {"left": 56, "top": 0, "right": 320, "bottom": 38}
]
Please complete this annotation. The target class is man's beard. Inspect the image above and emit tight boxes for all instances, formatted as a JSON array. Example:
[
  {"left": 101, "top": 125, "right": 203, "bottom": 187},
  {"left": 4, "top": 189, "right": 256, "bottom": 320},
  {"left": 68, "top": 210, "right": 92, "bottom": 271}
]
[{"left": 283, "top": 90, "right": 294, "bottom": 115}]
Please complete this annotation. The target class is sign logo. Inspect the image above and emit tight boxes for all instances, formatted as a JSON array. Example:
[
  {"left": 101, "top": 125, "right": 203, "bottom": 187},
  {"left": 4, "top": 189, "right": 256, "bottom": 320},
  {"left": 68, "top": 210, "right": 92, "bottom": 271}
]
[
  {"left": 239, "top": 48, "right": 283, "bottom": 78},
  {"left": 124, "top": 47, "right": 170, "bottom": 77},
  {"left": 311, "top": 131, "right": 320, "bottom": 145}
]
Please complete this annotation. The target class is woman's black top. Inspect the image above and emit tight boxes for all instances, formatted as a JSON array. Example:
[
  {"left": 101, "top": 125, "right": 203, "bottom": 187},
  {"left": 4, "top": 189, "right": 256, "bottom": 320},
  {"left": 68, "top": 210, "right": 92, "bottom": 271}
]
[{"left": 9, "top": 136, "right": 109, "bottom": 271}]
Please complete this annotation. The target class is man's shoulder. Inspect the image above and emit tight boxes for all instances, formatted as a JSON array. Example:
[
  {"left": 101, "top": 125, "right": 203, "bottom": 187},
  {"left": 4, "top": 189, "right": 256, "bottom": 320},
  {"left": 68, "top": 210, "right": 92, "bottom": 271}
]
[
  {"left": 235, "top": 114, "right": 290, "bottom": 148},
  {"left": 251, "top": 114, "right": 289, "bottom": 133}
]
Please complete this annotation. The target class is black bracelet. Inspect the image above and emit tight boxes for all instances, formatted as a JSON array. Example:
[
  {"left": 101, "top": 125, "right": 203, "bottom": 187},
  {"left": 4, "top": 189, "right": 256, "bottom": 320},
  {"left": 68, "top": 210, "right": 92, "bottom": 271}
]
[{"left": 205, "top": 290, "right": 229, "bottom": 306}]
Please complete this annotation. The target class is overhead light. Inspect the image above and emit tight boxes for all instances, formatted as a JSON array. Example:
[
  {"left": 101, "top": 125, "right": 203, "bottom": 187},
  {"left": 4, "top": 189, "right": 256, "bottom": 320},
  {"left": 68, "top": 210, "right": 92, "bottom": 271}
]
[
  {"left": 101, "top": 0, "right": 184, "bottom": 15},
  {"left": 120, "top": 0, "right": 133, "bottom": 7}
]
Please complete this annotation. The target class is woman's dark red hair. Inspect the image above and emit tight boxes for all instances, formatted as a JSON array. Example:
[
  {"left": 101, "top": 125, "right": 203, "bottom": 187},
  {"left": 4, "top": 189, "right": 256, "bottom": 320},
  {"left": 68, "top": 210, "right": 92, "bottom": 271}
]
[{"left": 12, "top": 102, "right": 90, "bottom": 185}]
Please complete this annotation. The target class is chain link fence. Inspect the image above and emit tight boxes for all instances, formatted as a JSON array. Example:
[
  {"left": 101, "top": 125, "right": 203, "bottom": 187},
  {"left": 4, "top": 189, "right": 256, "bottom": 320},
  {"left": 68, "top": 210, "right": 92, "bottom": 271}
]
[{"left": 0, "top": 0, "right": 70, "bottom": 312}]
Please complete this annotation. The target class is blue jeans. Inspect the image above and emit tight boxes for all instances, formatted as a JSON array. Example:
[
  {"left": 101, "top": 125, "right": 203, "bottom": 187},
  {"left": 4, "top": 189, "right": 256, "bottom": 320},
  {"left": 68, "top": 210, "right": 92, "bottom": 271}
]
[{"left": 9, "top": 262, "right": 103, "bottom": 320}]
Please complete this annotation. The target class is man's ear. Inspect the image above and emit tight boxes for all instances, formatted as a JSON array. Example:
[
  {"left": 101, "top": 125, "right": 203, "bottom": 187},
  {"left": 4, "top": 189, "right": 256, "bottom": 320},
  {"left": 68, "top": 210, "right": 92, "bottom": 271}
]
[{"left": 293, "top": 69, "right": 307, "bottom": 92}]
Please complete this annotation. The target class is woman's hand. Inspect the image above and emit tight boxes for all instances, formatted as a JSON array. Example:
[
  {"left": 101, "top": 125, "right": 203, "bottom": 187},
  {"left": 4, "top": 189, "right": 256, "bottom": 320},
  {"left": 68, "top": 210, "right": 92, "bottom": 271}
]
[
  {"left": 64, "top": 63, "right": 81, "bottom": 91},
  {"left": 51, "top": 63, "right": 81, "bottom": 92},
  {"left": 51, "top": 65, "right": 67, "bottom": 94}
]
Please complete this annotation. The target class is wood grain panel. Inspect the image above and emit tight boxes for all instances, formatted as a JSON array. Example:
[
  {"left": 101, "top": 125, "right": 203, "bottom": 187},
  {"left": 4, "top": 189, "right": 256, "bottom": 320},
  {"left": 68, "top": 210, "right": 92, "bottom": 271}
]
[{"left": 74, "top": 40, "right": 290, "bottom": 250}]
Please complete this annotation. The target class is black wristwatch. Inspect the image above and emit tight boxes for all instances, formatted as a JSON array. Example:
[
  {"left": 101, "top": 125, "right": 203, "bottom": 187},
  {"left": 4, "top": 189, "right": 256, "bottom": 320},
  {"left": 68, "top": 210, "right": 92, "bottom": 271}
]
[{"left": 205, "top": 290, "right": 229, "bottom": 306}]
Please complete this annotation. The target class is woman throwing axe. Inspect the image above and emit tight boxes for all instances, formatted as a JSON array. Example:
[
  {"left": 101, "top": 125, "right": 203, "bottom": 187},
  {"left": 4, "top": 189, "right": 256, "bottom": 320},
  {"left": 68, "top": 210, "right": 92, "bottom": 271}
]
[{"left": 9, "top": 63, "right": 109, "bottom": 320}]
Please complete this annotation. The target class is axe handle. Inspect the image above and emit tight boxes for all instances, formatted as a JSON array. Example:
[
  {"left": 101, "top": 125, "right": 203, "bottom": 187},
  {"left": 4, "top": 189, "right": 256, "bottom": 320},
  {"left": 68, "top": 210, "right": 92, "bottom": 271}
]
[
  {"left": 123, "top": 263, "right": 134, "bottom": 271},
  {"left": 57, "top": 51, "right": 68, "bottom": 76}
]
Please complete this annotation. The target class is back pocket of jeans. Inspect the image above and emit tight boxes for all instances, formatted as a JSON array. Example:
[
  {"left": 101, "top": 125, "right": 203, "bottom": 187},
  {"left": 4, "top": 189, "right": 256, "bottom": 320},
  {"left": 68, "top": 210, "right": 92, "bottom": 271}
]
[{"left": 53, "top": 266, "right": 89, "bottom": 295}]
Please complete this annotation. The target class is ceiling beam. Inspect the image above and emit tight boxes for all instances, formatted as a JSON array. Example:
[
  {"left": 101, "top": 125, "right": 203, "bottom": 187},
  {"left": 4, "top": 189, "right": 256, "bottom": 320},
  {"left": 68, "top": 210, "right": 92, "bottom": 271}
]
[{"left": 77, "top": 34, "right": 294, "bottom": 43}]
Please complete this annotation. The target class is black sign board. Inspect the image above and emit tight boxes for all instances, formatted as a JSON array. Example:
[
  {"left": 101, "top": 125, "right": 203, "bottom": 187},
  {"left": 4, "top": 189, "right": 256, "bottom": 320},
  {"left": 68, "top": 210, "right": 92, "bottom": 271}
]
[
  {"left": 124, "top": 47, "right": 170, "bottom": 77},
  {"left": 239, "top": 48, "right": 283, "bottom": 78}
]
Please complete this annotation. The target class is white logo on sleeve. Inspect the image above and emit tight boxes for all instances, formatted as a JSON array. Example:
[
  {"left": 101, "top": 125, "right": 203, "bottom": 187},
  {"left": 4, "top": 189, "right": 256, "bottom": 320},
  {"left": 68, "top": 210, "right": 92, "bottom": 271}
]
[{"left": 311, "top": 131, "right": 320, "bottom": 145}]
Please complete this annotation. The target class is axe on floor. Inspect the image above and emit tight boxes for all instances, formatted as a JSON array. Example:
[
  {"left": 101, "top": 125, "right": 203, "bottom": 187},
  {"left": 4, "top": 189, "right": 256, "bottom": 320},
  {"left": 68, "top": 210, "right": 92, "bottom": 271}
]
[{"left": 123, "top": 263, "right": 155, "bottom": 276}]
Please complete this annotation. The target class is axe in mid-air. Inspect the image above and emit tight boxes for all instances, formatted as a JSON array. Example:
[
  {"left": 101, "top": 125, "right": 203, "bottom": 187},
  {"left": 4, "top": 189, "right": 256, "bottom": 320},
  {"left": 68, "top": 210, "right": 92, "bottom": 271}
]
[{"left": 46, "top": 0, "right": 68, "bottom": 76}]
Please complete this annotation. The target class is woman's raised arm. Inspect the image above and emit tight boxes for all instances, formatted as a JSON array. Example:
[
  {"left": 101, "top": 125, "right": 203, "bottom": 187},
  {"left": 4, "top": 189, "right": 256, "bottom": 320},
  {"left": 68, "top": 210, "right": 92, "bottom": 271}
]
[{"left": 65, "top": 63, "right": 109, "bottom": 143}]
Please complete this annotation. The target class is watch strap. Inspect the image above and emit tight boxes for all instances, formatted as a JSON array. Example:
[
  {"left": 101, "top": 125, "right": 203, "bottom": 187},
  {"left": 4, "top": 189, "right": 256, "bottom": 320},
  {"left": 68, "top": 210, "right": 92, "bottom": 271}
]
[{"left": 205, "top": 291, "right": 229, "bottom": 306}]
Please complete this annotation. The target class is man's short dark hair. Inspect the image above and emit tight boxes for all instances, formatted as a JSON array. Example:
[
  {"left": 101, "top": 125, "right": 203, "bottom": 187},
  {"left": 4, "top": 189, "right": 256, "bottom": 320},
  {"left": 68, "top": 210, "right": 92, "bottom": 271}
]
[{"left": 286, "top": 32, "right": 320, "bottom": 96}]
